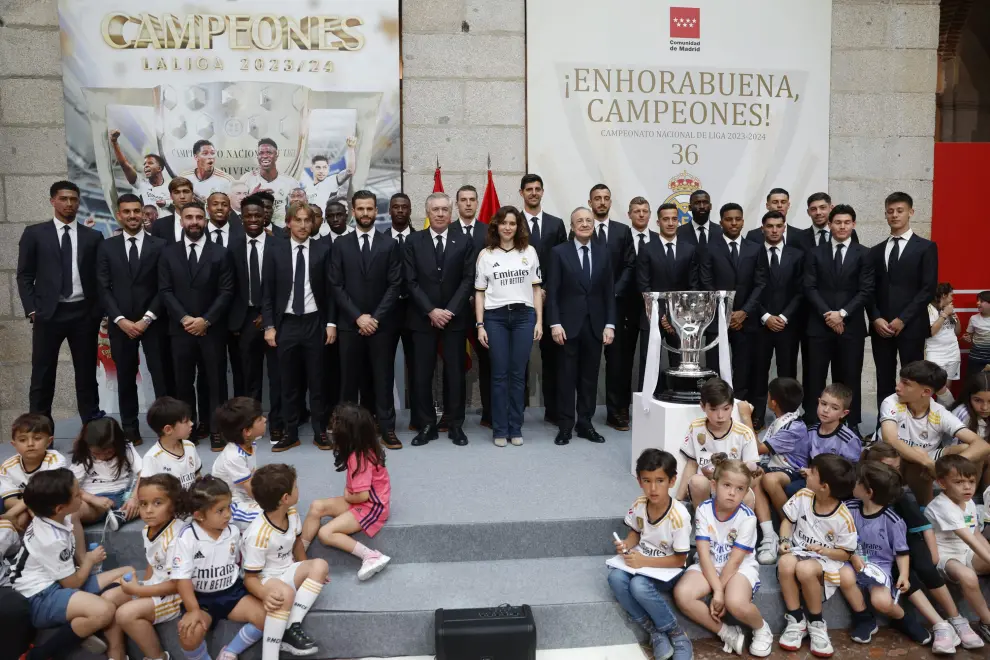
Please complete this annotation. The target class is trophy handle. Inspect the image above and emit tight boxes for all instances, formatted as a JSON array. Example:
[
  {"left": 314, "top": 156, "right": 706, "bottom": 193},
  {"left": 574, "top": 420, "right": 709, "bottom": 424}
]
[{"left": 308, "top": 91, "right": 383, "bottom": 193}]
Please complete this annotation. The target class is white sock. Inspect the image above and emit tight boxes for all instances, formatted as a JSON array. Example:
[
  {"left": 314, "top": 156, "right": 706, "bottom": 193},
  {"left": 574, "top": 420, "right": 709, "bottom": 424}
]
[
  {"left": 760, "top": 521, "right": 777, "bottom": 539},
  {"left": 288, "top": 578, "right": 324, "bottom": 625},
  {"left": 262, "top": 610, "right": 290, "bottom": 660},
  {"left": 350, "top": 542, "right": 374, "bottom": 560}
]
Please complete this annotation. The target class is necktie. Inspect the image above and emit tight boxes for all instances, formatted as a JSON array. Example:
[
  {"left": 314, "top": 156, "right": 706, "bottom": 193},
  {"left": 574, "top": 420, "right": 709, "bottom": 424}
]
[
  {"left": 833, "top": 243, "right": 844, "bottom": 275},
  {"left": 249, "top": 239, "right": 261, "bottom": 307},
  {"left": 818, "top": 228, "right": 828, "bottom": 246},
  {"left": 213, "top": 229, "right": 223, "bottom": 248},
  {"left": 581, "top": 245, "right": 591, "bottom": 282},
  {"left": 397, "top": 232, "right": 405, "bottom": 247},
  {"left": 729, "top": 240, "right": 739, "bottom": 267},
  {"left": 464, "top": 224, "right": 472, "bottom": 238},
  {"left": 888, "top": 236, "right": 901, "bottom": 271},
  {"left": 530, "top": 219, "right": 541, "bottom": 247},
  {"left": 362, "top": 233, "right": 371, "bottom": 266},
  {"left": 60, "top": 226, "right": 73, "bottom": 298},
  {"left": 128, "top": 237, "right": 139, "bottom": 277},
  {"left": 188, "top": 243, "right": 198, "bottom": 272},
  {"left": 597, "top": 224, "right": 606, "bottom": 242},
  {"left": 770, "top": 246, "right": 780, "bottom": 275},
  {"left": 637, "top": 233, "right": 646, "bottom": 255},
  {"left": 435, "top": 235, "right": 444, "bottom": 271},
  {"left": 665, "top": 242, "right": 675, "bottom": 270},
  {"left": 698, "top": 225, "right": 707, "bottom": 248},
  {"left": 293, "top": 245, "right": 306, "bottom": 315}
]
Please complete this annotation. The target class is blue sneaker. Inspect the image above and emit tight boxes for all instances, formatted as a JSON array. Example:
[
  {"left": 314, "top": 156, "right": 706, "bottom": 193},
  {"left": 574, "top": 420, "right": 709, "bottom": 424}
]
[
  {"left": 850, "top": 611, "right": 878, "bottom": 644},
  {"left": 651, "top": 631, "right": 673, "bottom": 660},
  {"left": 669, "top": 629, "right": 694, "bottom": 660}
]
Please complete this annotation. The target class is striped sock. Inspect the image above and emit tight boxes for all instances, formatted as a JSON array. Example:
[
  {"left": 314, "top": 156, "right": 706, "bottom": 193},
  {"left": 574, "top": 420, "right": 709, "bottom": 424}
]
[
  {"left": 225, "top": 623, "right": 263, "bottom": 655},
  {"left": 288, "top": 578, "right": 324, "bottom": 625},
  {"left": 262, "top": 610, "right": 290, "bottom": 660},
  {"left": 183, "top": 641, "right": 211, "bottom": 660}
]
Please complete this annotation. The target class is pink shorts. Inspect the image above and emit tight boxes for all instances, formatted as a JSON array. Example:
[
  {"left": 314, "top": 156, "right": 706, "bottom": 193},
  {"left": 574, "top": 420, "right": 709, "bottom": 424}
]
[{"left": 351, "top": 500, "right": 389, "bottom": 537}]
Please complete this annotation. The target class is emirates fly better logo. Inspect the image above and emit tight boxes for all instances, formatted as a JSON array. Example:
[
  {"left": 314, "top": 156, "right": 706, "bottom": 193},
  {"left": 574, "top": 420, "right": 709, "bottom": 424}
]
[{"left": 669, "top": 7, "right": 701, "bottom": 51}]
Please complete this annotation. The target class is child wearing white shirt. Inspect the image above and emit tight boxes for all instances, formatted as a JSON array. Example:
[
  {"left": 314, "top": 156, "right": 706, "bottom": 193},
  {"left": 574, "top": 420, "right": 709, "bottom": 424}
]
[{"left": 70, "top": 417, "right": 142, "bottom": 530}]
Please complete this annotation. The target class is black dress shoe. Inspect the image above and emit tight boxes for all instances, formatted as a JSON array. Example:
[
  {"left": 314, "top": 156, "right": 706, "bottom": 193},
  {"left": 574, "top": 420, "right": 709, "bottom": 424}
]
[
  {"left": 554, "top": 429, "right": 571, "bottom": 446},
  {"left": 270, "top": 429, "right": 285, "bottom": 444},
  {"left": 315, "top": 432, "right": 333, "bottom": 450},
  {"left": 195, "top": 422, "right": 210, "bottom": 440},
  {"left": 273, "top": 436, "right": 301, "bottom": 453},
  {"left": 124, "top": 428, "right": 143, "bottom": 447},
  {"left": 448, "top": 427, "right": 468, "bottom": 446},
  {"left": 381, "top": 430, "right": 403, "bottom": 450},
  {"left": 576, "top": 425, "right": 606, "bottom": 443},
  {"left": 210, "top": 433, "right": 225, "bottom": 452},
  {"left": 605, "top": 416, "right": 629, "bottom": 432},
  {"left": 411, "top": 424, "right": 439, "bottom": 447},
  {"left": 480, "top": 418, "right": 492, "bottom": 429}
]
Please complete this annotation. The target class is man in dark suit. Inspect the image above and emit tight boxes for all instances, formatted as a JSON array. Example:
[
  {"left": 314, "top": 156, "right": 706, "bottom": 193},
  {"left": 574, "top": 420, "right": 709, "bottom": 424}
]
[
  {"left": 744, "top": 188, "right": 811, "bottom": 251},
  {"left": 520, "top": 174, "right": 567, "bottom": 424},
  {"left": 615, "top": 196, "right": 652, "bottom": 418},
  {"left": 16, "top": 180, "right": 105, "bottom": 428},
  {"left": 636, "top": 203, "right": 701, "bottom": 392},
  {"left": 330, "top": 190, "right": 403, "bottom": 449},
  {"left": 751, "top": 211, "right": 805, "bottom": 429},
  {"left": 405, "top": 192, "right": 476, "bottom": 446},
  {"left": 699, "top": 203, "right": 767, "bottom": 405},
  {"left": 263, "top": 201, "right": 333, "bottom": 452},
  {"left": 800, "top": 192, "right": 860, "bottom": 249},
  {"left": 803, "top": 204, "right": 875, "bottom": 428},
  {"left": 868, "top": 191, "right": 938, "bottom": 414},
  {"left": 386, "top": 193, "right": 417, "bottom": 428},
  {"left": 588, "top": 184, "right": 635, "bottom": 430},
  {"left": 227, "top": 194, "right": 284, "bottom": 445},
  {"left": 150, "top": 177, "right": 195, "bottom": 244},
  {"left": 96, "top": 193, "right": 168, "bottom": 445},
  {"left": 158, "top": 200, "right": 234, "bottom": 449},
  {"left": 206, "top": 191, "right": 246, "bottom": 398},
  {"left": 676, "top": 189, "right": 722, "bottom": 249},
  {"left": 548, "top": 207, "right": 616, "bottom": 445}
]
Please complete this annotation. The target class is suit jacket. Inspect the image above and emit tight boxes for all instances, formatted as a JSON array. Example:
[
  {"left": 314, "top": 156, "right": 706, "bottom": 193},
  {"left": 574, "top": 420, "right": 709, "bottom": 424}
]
[
  {"left": 16, "top": 220, "right": 104, "bottom": 321},
  {"left": 151, "top": 214, "right": 180, "bottom": 244},
  {"left": 449, "top": 220, "right": 488, "bottom": 257},
  {"left": 158, "top": 240, "right": 234, "bottom": 335},
  {"left": 387, "top": 224, "right": 417, "bottom": 299},
  {"left": 700, "top": 236, "right": 767, "bottom": 332},
  {"left": 261, "top": 238, "right": 333, "bottom": 331},
  {"left": 799, "top": 225, "right": 859, "bottom": 250},
  {"left": 804, "top": 241, "right": 874, "bottom": 338},
  {"left": 677, "top": 220, "right": 723, "bottom": 248},
  {"left": 547, "top": 240, "right": 616, "bottom": 338},
  {"left": 745, "top": 224, "right": 810, "bottom": 251},
  {"left": 595, "top": 221, "right": 635, "bottom": 297},
  {"left": 226, "top": 232, "right": 272, "bottom": 331},
  {"left": 403, "top": 228, "right": 476, "bottom": 332},
  {"left": 636, "top": 232, "right": 701, "bottom": 330},
  {"left": 268, "top": 224, "right": 287, "bottom": 240},
  {"left": 96, "top": 233, "right": 165, "bottom": 322},
  {"left": 329, "top": 230, "right": 402, "bottom": 331},
  {"left": 867, "top": 233, "right": 938, "bottom": 339},
  {"left": 754, "top": 242, "right": 804, "bottom": 322},
  {"left": 528, "top": 213, "right": 567, "bottom": 289}
]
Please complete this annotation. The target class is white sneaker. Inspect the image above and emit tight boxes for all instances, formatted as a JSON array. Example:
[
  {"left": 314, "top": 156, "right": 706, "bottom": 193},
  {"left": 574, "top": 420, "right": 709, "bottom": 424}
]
[
  {"left": 357, "top": 551, "right": 391, "bottom": 580},
  {"left": 718, "top": 624, "right": 745, "bottom": 655},
  {"left": 749, "top": 620, "right": 774, "bottom": 657},
  {"left": 932, "top": 621, "right": 958, "bottom": 655},
  {"left": 510, "top": 436, "right": 523, "bottom": 446},
  {"left": 216, "top": 647, "right": 238, "bottom": 660},
  {"left": 756, "top": 535, "right": 778, "bottom": 565},
  {"left": 81, "top": 636, "right": 108, "bottom": 654},
  {"left": 808, "top": 620, "right": 833, "bottom": 658},
  {"left": 778, "top": 614, "right": 807, "bottom": 651},
  {"left": 949, "top": 616, "right": 985, "bottom": 649},
  {"left": 493, "top": 437, "right": 507, "bottom": 447}
]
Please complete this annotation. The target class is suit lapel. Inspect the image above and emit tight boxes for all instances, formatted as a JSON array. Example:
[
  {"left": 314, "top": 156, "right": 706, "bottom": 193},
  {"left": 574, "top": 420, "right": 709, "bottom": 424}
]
[
  {"left": 566, "top": 244, "right": 589, "bottom": 291},
  {"left": 891, "top": 234, "right": 919, "bottom": 272}
]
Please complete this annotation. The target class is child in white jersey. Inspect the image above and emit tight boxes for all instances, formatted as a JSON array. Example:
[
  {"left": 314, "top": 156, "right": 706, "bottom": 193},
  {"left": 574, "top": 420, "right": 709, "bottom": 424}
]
[
  {"left": 927, "top": 283, "right": 962, "bottom": 404},
  {"left": 212, "top": 397, "right": 266, "bottom": 531},
  {"left": 673, "top": 454, "right": 773, "bottom": 657},
  {"left": 951, "top": 371, "right": 990, "bottom": 495},
  {"left": 172, "top": 476, "right": 267, "bottom": 660},
  {"left": 776, "top": 453, "right": 857, "bottom": 658},
  {"left": 242, "top": 464, "right": 329, "bottom": 660},
  {"left": 142, "top": 397, "right": 201, "bottom": 490},
  {"left": 1, "top": 413, "right": 67, "bottom": 530},
  {"left": 114, "top": 473, "right": 184, "bottom": 660},
  {"left": 925, "top": 455, "right": 990, "bottom": 643},
  {"left": 676, "top": 379, "right": 759, "bottom": 510},
  {"left": 70, "top": 416, "right": 142, "bottom": 530},
  {"left": 609, "top": 449, "right": 693, "bottom": 660}
]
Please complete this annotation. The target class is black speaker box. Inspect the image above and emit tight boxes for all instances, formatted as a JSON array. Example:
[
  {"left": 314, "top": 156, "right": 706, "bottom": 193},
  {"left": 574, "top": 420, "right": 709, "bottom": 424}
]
[{"left": 435, "top": 604, "right": 537, "bottom": 660}]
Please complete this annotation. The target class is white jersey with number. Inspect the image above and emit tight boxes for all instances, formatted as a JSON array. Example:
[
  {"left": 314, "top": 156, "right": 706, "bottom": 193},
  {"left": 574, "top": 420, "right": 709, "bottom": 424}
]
[
  {"left": 680, "top": 418, "right": 758, "bottom": 471},
  {"left": 135, "top": 177, "right": 172, "bottom": 217},
  {"left": 0, "top": 450, "right": 67, "bottom": 502},
  {"left": 141, "top": 441, "right": 202, "bottom": 489},
  {"left": 171, "top": 521, "right": 240, "bottom": 593},
  {"left": 241, "top": 508, "right": 301, "bottom": 580},
  {"left": 10, "top": 515, "right": 76, "bottom": 598},
  {"left": 144, "top": 518, "right": 181, "bottom": 585},
  {"left": 624, "top": 497, "right": 691, "bottom": 558},
  {"left": 694, "top": 498, "right": 759, "bottom": 572},
  {"left": 878, "top": 394, "right": 966, "bottom": 458},
  {"left": 71, "top": 442, "right": 142, "bottom": 495},
  {"left": 782, "top": 489, "right": 858, "bottom": 553},
  {"left": 240, "top": 171, "right": 300, "bottom": 227}
]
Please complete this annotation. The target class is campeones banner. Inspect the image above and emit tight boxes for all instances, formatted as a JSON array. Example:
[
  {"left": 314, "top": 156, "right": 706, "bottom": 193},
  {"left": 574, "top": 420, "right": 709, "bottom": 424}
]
[
  {"left": 58, "top": 0, "right": 400, "bottom": 233},
  {"left": 526, "top": 0, "right": 832, "bottom": 230}
]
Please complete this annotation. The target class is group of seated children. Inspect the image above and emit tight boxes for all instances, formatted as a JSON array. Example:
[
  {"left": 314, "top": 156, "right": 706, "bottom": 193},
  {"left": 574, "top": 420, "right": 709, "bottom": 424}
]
[
  {"left": 0, "top": 398, "right": 392, "bottom": 660},
  {"left": 610, "top": 361, "right": 990, "bottom": 660}
]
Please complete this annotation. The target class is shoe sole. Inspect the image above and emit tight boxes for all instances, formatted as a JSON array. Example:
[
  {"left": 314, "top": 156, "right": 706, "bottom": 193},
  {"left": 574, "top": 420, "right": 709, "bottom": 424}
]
[
  {"left": 749, "top": 645, "right": 772, "bottom": 658},
  {"left": 851, "top": 625, "right": 878, "bottom": 644},
  {"left": 315, "top": 444, "right": 333, "bottom": 451},
  {"left": 384, "top": 443, "right": 403, "bottom": 450},
  {"left": 358, "top": 557, "right": 391, "bottom": 581},
  {"left": 778, "top": 639, "right": 804, "bottom": 652},
  {"left": 810, "top": 648, "right": 833, "bottom": 658},
  {"left": 211, "top": 445, "right": 224, "bottom": 453},
  {"left": 272, "top": 441, "right": 301, "bottom": 453},
  {"left": 280, "top": 643, "right": 319, "bottom": 657}
]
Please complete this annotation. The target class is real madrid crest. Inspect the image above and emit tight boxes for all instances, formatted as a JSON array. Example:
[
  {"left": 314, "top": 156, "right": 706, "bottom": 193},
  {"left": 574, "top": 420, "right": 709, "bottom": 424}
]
[
  {"left": 522, "top": 257, "right": 528, "bottom": 265},
  {"left": 664, "top": 170, "right": 703, "bottom": 226},
  {"left": 696, "top": 433, "right": 706, "bottom": 446},
  {"left": 825, "top": 531, "right": 836, "bottom": 544},
  {"left": 726, "top": 528, "right": 738, "bottom": 544}
]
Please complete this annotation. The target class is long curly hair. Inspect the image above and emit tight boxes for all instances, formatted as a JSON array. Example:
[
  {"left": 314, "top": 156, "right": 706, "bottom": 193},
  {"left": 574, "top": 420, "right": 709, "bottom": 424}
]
[
  {"left": 330, "top": 403, "right": 385, "bottom": 478},
  {"left": 72, "top": 417, "right": 133, "bottom": 481}
]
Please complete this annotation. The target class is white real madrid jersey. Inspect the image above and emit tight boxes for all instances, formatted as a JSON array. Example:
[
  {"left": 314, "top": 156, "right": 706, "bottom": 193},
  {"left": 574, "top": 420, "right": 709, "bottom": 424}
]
[
  {"left": 141, "top": 440, "right": 202, "bottom": 489},
  {"left": 144, "top": 518, "right": 181, "bottom": 585},
  {"left": 241, "top": 508, "right": 302, "bottom": 579},
  {"left": 782, "top": 488, "right": 858, "bottom": 553},
  {"left": 680, "top": 418, "right": 758, "bottom": 471},
  {"left": 694, "top": 498, "right": 759, "bottom": 571},
  {"left": 0, "top": 450, "right": 67, "bottom": 502},
  {"left": 172, "top": 521, "right": 241, "bottom": 593},
  {"left": 879, "top": 395, "right": 965, "bottom": 457},
  {"left": 10, "top": 515, "right": 77, "bottom": 598},
  {"left": 624, "top": 497, "right": 691, "bottom": 557}
]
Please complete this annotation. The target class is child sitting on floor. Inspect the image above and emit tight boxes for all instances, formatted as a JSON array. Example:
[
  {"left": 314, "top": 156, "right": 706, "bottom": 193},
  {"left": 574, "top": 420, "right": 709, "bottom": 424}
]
[
  {"left": 951, "top": 370, "right": 990, "bottom": 495},
  {"left": 70, "top": 416, "right": 142, "bottom": 530},
  {"left": 141, "top": 397, "right": 201, "bottom": 489},
  {"left": 212, "top": 397, "right": 267, "bottom": 531},
  {"left": 1, "top": 413, "right": 67, "bottom": 530}
]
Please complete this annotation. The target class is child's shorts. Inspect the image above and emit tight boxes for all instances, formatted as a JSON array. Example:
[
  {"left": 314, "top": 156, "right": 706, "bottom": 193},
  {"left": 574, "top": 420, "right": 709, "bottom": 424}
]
[
  {"left": 854, "top": 561, "right": 898, "bottom": 599},
  {"left": 764, "top": 467, "right": 803, "bottom": 483},
  {"left": 260, "top": 562, "right": 302, "bottom": 591},
  {"left": 686, "top": 562, "right": 761, "bottom": 595},
  {"left": 937, "top": 549, "right": 975, "bottom": 578},
  {"left": 783, "top": 479, "right": 806, "bottom": 499},
  {"left": 93, "top": 490, "right": 128, "bottom": 510},
  {"left": 351, "top": 500, "right": 389, "bottom": 538},
  {"left": 152, "top": 593, "right": 183, "bottom": 624},
  {"left": 27, "top": 573, "right": 102, "bottom": 628},
  {"left": 783, "top": 552, "right": 844, "bottom": 600},
  {"left": 185, "top": 579, "right": 249, "bottom": 624}
]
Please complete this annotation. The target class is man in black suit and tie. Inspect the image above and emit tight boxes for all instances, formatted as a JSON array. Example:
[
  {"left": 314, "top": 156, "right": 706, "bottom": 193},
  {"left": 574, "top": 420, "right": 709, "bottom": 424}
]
[
  {"left": 150, "top": 177, "right": 195, "bottom": 244},
  {"left": 520, "top": 174, "right": 567, "bottom": 424},
  {"left": 330, "top": 190, "right": 403, "bottom": 449},
  {"left": 744, "top": 188, "right": 810, "bottom": 251},
  {"left": 751, "top": 210, "right": 805, "bottom": 429},
  {"left": 588, "top": 184, "right": 635, "bottom": 430},
  {"left": 227, "top": 195, "right": 284, "bottom": 445},
  {"left": 96, "top": 194, "right": 168, "bottom": 445},
  {"left": 676, "top": 189, "right": 722, "bottom": 250},
  {"left": 868, "top": 192, "right": 939, "bottom": 414},
  {"left": 386, "top": 193, "right": 417, "bottom": 428},
  {"left": 206, "top": 191, "right": 246, "bottom": 397},
  {"left": 636, "top": 203, "right": 701, "bottom": 392},
  {"left": 158, "top": 200, "right": 234, "bottom": 449},
  {"left": 800, "top": 192, "right": 860, "bottom": 249},
  {"left": 263, "top": 202, "right": 333, "bottom": 452},
  {"left": 405, "top": 192, "right": 476, "bottom": 446},
  {"left": 616, "top": 197, "right": 653, "bottom": 416},
  {"left": 16, "top": 180, "right": 105, "bottom": 428},
  {"left": 699, "top": 203, "right": 767, "bottom": 405},
  {"left": 803, "top": 204, "right": 875, "bottom": 428},
  {"left": 548, "top": 207, "right": 616, "bottom": 446}
]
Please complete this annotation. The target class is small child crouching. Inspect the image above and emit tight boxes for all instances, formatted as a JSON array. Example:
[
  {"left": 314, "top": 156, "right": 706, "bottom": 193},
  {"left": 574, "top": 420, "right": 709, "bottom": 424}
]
[{"left": 70, "top": 416, "right": 142, "bottom": 530}]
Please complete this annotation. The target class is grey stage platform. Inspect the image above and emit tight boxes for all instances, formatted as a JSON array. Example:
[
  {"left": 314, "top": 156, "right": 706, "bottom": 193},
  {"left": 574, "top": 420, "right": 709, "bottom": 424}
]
[{"left": 6, "top": 408, "right": 988, "bottom": 659}]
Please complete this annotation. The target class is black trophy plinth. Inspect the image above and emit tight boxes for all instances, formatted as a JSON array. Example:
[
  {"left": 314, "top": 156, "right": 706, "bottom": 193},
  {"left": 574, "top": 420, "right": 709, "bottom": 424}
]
[{"left": 657, "top": 370, "right": 718, "bottom": 404}]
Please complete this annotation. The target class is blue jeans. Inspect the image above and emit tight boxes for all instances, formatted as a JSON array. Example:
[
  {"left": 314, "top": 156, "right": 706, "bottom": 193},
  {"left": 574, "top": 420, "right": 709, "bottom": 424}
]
[
  {"left": 607, "top": 568, "right": 679, "bottom": 633},
  {"left": 484, "top": 305, "right": 536, "bottom": 438}
]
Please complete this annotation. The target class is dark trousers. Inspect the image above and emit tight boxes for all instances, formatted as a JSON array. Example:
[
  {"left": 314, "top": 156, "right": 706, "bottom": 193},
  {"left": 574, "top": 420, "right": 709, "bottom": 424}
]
[
  {"left": 30, "top": 301, "right": 100, "bottom": 426},
  {"left": 0, "top": 587, "right": 33, "bottom": 658},
  {"left": 485, "top": 305, "right": 536, "bottom": 439},
  {"left": 467, "top": 325, "right": 492, "bottom": 422},
  {"left": 277, "top": 313, "right": 325, "bottom": 438},
  {"left": 558, "top": 317, "right": 602, "bottom": 433},
  {"left": 539, "top": 317, "right": 560, "bottom": 419},
  {"left": 872, "top": 332, "right": 925, "bottom": 413},
  {"left": 238, "top": 309, "right": 283, "bottom": 431},
  {"left": 159, "top": 321, "right": 177, "bottom": 396},
  {"left": 729, "top": 330, "right": 756, "bottom": 404},
  {"left": 339, "top": 329, "right": 396, "bottom": 432},
  {"left": 804, "top": 332, "right": 866, "bottom": 426},
  {"left": 172, "top": 330, "right": 227, "bottom": 432},
  {"left": 107, "top": 322, "right": 167, "bottom": 432},
  {"left": 391, "top": 298, "right": 415, "bottom": 410},
  {"left": 225, "top": 329, "right": 244, "bottom": 397},
  {"left": 751, "top": 325, "right": 799, "bottom": 424},
  {"left": 604, "top": 297, "right": 637, "bottom": 418},
  {"left": 411, "top": 328, "right": 466, "bottom": 430}
]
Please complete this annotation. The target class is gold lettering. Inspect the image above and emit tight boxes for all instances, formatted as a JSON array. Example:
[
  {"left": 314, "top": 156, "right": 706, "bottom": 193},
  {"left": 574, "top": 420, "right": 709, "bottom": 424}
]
[
  {"left": 699, "top": 72, "right": 714, "bottom": 96},
  {"left": 637, "top": 70, "right": 656, "bottom": 94},
  {"left": 282, "top": 16, "right": 310, "bottom": 49},
  {"left": 229, "top": 15, "right": 252, "bottom": 49},
  {"left": 659, "top": 71, "right": 675, "bottom": 95},
  {"left": 163, "top": 14, "right": 197, "bottom": 49},
  {"left": 574, "top": 69, "right": 590, "bottom": 93},
  {"left": 252, "top": 15, "right": 281, "bottom": 50},
  {"left": 738, "top": 73, "right": 753, "bottom": 97},
  {"left": 627, "top": 100, "right": 648, "bottom": 123},
  {"left": 593, "top": 69, "right": 610, "bottom": 93},
  {"left": 101, "top": 13, "right": 134, "bottom": 49},
  {"left": 777, "top": 75, "right": 792, "bottom": 98},
  {"left": 338, "top": 17, "right": 365, "bottom": 51},
  {"left": 587, "top": 98, "right": 603, "bottom": 122},
  {"left": 605, "top": 99, "right": 623, "bottom": 122},
  {"left": 615, "top": 69, "right": 633, "bottom": 93},
  {"left": 202, "top": 15, "right": 225, "bottom": 48}
]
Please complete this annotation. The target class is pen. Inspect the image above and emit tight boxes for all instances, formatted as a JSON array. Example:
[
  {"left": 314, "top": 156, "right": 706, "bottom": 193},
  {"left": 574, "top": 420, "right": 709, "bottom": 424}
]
[{"left": 613, "top": 532, "right": 629, "bottom": 554}]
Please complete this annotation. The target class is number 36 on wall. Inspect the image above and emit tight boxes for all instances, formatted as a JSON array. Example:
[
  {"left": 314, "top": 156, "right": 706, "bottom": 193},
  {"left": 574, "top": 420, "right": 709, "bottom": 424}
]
[{"left": 672, "top": 144, "right": 698, "bottom": 165}]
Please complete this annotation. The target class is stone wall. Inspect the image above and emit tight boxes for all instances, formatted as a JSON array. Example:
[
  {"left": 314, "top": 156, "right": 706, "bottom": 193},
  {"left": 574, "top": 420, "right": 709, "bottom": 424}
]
[{"left": 0, "top": 0, "right": 940, "bottom": 425}]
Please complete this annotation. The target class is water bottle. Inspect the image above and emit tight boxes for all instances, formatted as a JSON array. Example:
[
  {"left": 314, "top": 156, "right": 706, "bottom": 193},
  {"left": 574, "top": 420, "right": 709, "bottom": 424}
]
[{"left": 88, "top": 542, "right": 103, "bottom": 574}]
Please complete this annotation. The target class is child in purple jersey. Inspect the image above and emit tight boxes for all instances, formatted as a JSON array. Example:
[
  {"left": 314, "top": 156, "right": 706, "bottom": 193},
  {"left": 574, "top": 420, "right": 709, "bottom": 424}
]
[{"left": 839, "top": 462, "right": 940, "bottom": 650}]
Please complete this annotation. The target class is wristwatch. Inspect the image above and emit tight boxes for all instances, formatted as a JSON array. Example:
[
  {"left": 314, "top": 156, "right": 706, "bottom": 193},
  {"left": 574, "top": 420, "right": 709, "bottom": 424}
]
[
  {"left": 476, "top": 322, "right": 484, "bottom": 328},
  {"left": 142, "top": 315, "right": 154, "bottom": 325}
]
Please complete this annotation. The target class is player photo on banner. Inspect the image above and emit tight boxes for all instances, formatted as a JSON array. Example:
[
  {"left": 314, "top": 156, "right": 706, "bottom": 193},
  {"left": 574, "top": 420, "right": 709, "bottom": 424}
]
[
  {"left": 57, "top": 0, "right": 400, "bottom": 410},
  {"left": 526, "top": 0, "right": 832, "bottom": 231}
]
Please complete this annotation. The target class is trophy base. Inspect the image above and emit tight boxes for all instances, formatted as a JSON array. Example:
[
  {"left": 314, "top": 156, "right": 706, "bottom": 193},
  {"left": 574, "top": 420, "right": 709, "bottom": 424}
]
[{"left": 657, "top": 371, "right": 719, "bottom": 404}]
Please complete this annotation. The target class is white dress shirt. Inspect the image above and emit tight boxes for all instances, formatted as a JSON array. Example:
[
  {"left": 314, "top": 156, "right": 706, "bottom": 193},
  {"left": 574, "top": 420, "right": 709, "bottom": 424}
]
[
  {"left": 390, "top": 226, "right": 411, "bottom": 242},
  {"left": 883, "top": 229, "right": 913, "bottom": 269},
  {"left": 285, "top": 238, "right": 318, "bottom": 316},
  {"left": 761, "top": 241, "right": 787, "bottom": 325},
  {"left": 660, "top": 236, "right": 677, "bottom": 257},
  {"left": 207, "top": 221, "right": 231, "bottom": 248},
  {"left": 53, "top": 218, "right": 84, "bottom": 303},
  {"left": 327, "top": 226, "right": 354, "bottom": 243},
  {"left": 457, "top": 218, "right": 479, "bottom": 239},
  {"left": 595, "top": 219, "right": 611, "bottom": 241},
  {"left": 184, "top": 234, "right": 207, "bottom": 259},
  {"left": 723, "top": 234, "right": 741, "bottom": 252},
  {"left": 245, "top": 231, "right": 267, "bottom": 304},
  {"left": 692, "top": 220, "right": 717, "bottom": 243},
  {"left": 831, "top": 236, "right": 853, "bottom": 317},
  {"left": 811, "top": 224, "right": 830, "bottom": 246},
  {"left": 551, "top": 239, "right": 614, "bottom": 330},
  {"left": 524, "top": 210, "right": 544, "bottom": 237},
  {"left": 114, "top": 230, "right": 157, "bottom": 324},
  {"left": 429, "top": 227, "right": 450, "bottom": 245},
  {"left": 633, "top": 229, "right": 651, "bottom": 255},
  {"left": 173, "top": 216, "right": 183, "bottom": 243}
]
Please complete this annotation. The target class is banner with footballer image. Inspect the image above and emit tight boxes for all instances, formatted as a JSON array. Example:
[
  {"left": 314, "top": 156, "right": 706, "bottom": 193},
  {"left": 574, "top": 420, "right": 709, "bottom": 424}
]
[{"left": 526, "top": 0, "right": 832, "bottom": 231}]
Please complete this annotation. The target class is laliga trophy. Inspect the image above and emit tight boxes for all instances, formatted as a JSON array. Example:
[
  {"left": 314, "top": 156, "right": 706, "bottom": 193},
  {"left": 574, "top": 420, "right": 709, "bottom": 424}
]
[{"left": 645, "top": 290, "right": 735, "bottom": 404}]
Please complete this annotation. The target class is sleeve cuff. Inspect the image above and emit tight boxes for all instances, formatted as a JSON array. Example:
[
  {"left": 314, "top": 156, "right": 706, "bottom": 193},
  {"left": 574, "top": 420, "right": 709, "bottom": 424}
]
[
  {"left": 606, "top": 324, "right": 615, "bottom": 330},
  {"left": 233, "top": 475, "right": 251, "bottom": 484},
  {"left": 113, "top": 316, "right": 124, "bottom": 324},
  {"left": 760, "top": 313, "right": 770, "bottom": 324},
  {"left": 144, "top": 311, "right": 157, "bottom": 321},
  {"left": 327, "top": 323, "right": 335, "bottom": 328},
  {"left": 733, "top": 543, "right": 754, "bottom": 552},
  {"left": 550, "top": 324, "right": 562, "bottom": 329},
  {"left": 779, "top": 314, "right": 788, "bottom": 324}
]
